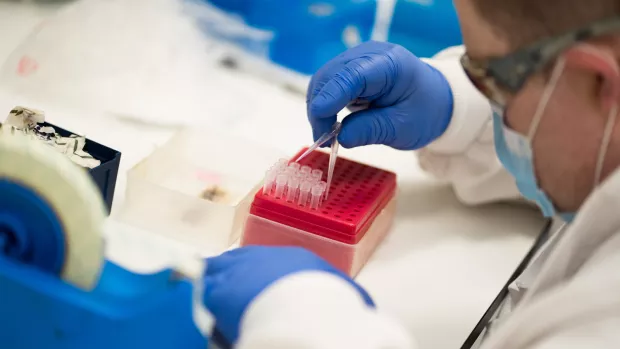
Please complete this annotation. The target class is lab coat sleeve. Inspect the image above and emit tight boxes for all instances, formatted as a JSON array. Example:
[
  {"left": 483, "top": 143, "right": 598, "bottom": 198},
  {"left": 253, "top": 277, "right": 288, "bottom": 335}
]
[
  {"left": 527, "top": 320, "right": 620, "bottom": 349},
  {"left": 236, "top": 271, "right": 417, "bottom": 349},
  {"left": 418, "top": 46, "right": 523, "bottom": 206}
]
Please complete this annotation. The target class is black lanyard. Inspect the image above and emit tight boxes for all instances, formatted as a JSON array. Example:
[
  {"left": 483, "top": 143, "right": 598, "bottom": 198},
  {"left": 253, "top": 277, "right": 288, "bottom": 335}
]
[
  {"left": 211, "top": 328, "right": 231, "bottom": 349},
  {"left": 460, "top": 219, "right": 554, "bottom": 349}
]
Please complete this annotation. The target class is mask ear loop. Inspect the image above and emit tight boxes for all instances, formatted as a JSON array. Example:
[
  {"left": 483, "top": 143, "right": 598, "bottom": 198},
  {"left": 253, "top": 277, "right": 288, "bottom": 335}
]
[
  {"left": 593, "top": 103, "right": 618, "bottom": 187},
  {"left": 527, "top": 59, "right": 567, "bottom": 140}
]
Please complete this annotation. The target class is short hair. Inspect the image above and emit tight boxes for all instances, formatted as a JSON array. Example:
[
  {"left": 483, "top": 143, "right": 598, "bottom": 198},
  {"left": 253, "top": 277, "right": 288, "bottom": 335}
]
[{"left": 472, "top": 0, "right": 620, "bottom": 49}]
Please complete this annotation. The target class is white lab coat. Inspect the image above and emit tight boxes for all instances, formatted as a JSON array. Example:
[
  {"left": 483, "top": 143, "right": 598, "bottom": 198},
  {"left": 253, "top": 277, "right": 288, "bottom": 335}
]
[{"left": 235, "top": 46, "right": 620, "bottom": 349}]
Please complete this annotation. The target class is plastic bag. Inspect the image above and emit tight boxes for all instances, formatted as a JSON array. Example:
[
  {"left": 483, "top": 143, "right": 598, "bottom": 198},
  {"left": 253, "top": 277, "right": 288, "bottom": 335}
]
[{"left": 0, "top": 0, "right": 285, "bottom": 126}]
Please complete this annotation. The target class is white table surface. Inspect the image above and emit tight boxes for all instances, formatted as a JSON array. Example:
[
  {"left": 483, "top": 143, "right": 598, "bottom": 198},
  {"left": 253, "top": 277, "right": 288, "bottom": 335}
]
[{"left": 0, "top": 2, "right": 545, "bottom": 348}]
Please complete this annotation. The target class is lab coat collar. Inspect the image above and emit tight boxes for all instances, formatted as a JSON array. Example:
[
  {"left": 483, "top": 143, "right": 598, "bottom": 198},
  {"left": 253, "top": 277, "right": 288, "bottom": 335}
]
[
  {"left": 478, "top": 166, "right": 620, "bottom": 349},
  {"left": 521, "top": 166, "right": 620, "bottom": 299}
]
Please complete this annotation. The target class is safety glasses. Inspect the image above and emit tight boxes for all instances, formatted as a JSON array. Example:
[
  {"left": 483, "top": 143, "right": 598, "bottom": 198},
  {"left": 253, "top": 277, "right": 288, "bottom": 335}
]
[{"left": 460, "top": 16, "right": 620, "bottom": 109}]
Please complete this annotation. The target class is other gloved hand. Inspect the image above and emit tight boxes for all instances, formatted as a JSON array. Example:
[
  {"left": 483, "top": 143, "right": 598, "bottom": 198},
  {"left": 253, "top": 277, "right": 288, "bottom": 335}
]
[
  {"left": 307, "top": 40, "right": 454, "bottom": 150},
  {"left": 202, "top": 246, "right": 374, "bottom": 345}
]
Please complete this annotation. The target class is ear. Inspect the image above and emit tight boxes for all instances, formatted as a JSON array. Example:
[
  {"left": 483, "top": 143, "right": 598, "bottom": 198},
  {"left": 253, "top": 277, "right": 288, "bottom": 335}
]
[{"left": 563, "top": 43, "right": 620, "bottom": 113}]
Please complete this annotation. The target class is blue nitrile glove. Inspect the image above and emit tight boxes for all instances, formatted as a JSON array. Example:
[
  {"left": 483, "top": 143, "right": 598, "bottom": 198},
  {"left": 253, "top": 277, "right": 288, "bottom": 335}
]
[
  {"left": 307, "top": 40, "right": 454, "bottom": 150},
  {"left": 202, "top": 246, "right": 374, "bottom": 345}
]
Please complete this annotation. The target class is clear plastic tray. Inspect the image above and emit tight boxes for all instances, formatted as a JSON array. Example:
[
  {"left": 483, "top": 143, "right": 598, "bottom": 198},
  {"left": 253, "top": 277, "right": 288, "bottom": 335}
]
[
  {"left": 241, "top": 196, "right": 397, "bottom": 277},
  {"left": 115, "top": 129, "right": 284, "bottom": 255}
]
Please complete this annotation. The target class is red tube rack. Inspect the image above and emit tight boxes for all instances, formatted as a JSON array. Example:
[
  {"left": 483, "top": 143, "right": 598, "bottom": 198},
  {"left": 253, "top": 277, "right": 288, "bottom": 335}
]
[{"left": 242, "top": 148, "right": 397, "bottom": 276}]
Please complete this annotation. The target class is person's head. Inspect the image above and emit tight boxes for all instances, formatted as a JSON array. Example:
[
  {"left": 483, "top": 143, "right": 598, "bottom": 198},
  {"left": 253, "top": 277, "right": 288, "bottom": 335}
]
[{"left": 454, "top": 0, "right": 620, "bottom": 215}]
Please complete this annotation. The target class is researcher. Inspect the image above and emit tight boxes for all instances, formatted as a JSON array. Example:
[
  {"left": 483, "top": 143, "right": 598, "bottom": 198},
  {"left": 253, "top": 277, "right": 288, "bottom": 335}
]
[{"left": 202, "top": 1, "right": 620, "bottom": 348}]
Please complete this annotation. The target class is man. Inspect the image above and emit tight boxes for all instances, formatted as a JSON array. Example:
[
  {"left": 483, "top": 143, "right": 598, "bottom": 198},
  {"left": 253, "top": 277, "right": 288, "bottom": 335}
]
[{"left": 203, "top": 1, "right": 620, "bottom": 348}]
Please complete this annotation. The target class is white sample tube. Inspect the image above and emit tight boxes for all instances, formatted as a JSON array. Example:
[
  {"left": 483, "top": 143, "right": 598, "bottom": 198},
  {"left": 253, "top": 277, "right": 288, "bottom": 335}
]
[
  {"left": 285, "top": 166, "right": 297, "bottom": 176},
  {"left": 301, "top": 165, "right": 312, "bottom": 176},
  {"left": 262, "top": 168, "right": 278, "bottom": 195},
  {"left": 288, "top": 162, "right": 301, "bottom": 172},
  {"left": 275, "top": 173, "right": 288, "bottom": 199},
  {"left": 310, "top": 183, "right": 325, "bottom": 210},
  {"left": 277, "top": 158, "right": 289, "bottom": 170},
  {"left": 286, "top": 176, "right": 300, "bottom": 202},
  {"left": 298, "top": 180, "right": 313, "bottom": 206},
  {"left": 295, "top": 171, "right": 306, "bottom": 182},
  {"left": 311, "top": 169, "right": 323, "bottom": 182}
]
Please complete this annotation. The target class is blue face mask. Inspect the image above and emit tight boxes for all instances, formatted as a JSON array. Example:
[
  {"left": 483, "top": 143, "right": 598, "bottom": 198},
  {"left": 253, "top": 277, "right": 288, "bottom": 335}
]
[
  {"left": 491, "top": 59, "right": 577, "bottom": 222},
  {"left": 491, "top": 59, "right": 618, "bottom": 223},
  {"left": 492, "top": 111, "right": 576, "bottom": 222}
]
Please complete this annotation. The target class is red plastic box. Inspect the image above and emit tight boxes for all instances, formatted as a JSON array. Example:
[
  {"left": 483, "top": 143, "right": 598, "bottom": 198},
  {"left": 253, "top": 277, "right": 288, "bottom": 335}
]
[{"left": 241, "top": 148, "right": 397, "bottom": 276}]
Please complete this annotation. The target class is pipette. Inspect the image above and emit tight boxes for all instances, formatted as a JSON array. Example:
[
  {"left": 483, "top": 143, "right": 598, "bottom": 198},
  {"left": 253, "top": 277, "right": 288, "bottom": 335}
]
[
  {"left": 325, "top": 128, "right": 339, "bottom": 199},
  {"left": 295, "top": 122, "right": 342, "bottom": 164},
  {"left": 295, "top": 122, "right": 341, "bottom": 200}
]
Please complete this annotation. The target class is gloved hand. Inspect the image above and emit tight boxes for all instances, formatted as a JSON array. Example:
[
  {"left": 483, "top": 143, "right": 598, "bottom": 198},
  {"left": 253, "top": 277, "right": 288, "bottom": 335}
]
[
  {"left": 307, "top": 40, "right": 454, "bottom": 150},
  {"left": 202, "top": 246, "right": 374, "bottom": 345}
]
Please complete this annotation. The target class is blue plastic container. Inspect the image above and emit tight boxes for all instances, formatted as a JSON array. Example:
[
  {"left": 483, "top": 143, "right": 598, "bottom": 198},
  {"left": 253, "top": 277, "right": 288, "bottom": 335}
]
[
  {"left": 199, "top": 0, "right": 376, "bottom": 75},
  {"left": 199, "top": 0, "right": 462, "bottom": 74},
  {"left": 266, "top": 1, "right": 376, "bottom": 75},
  {"left": 388, "top": 0, "right": 462, "bottom": 58},
  {"left": 205, "top": 0, "right": 249, "bottom": 14}
]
